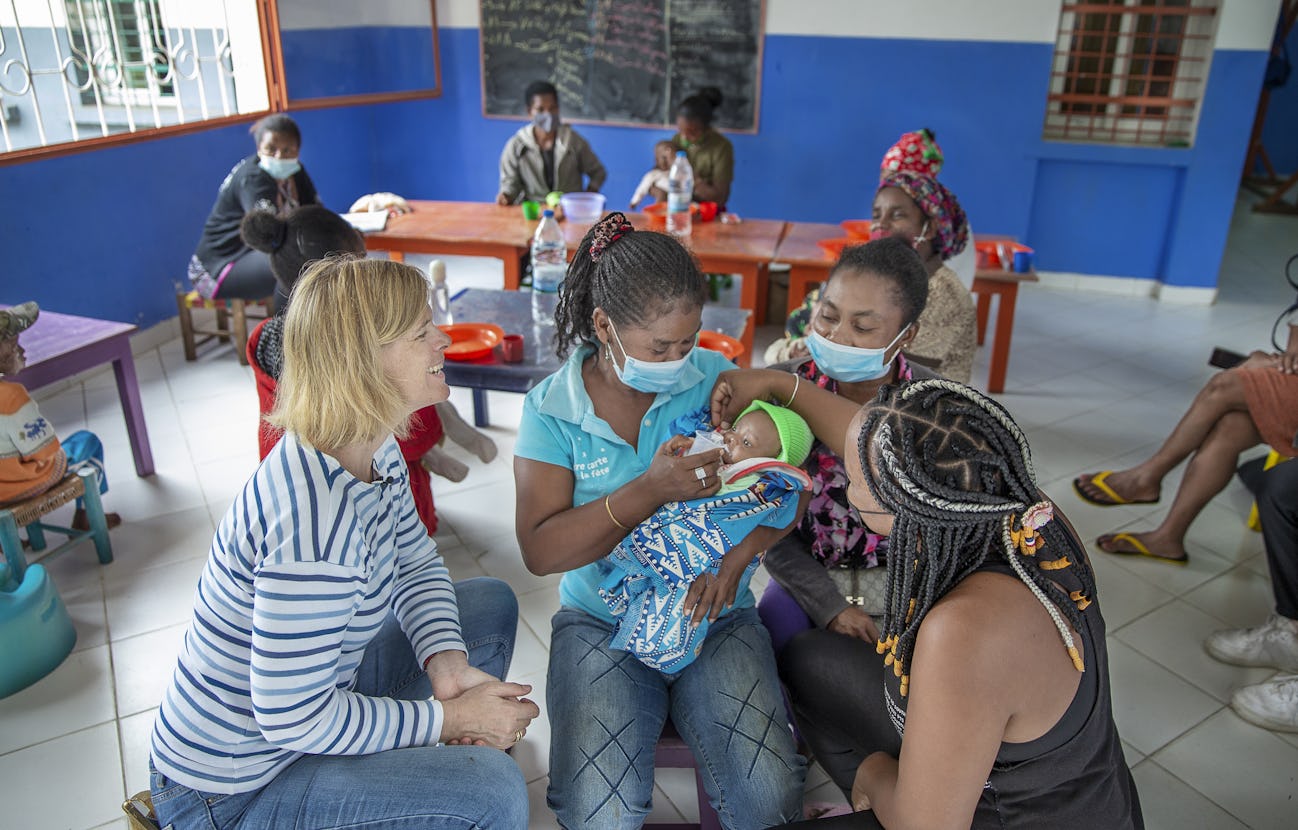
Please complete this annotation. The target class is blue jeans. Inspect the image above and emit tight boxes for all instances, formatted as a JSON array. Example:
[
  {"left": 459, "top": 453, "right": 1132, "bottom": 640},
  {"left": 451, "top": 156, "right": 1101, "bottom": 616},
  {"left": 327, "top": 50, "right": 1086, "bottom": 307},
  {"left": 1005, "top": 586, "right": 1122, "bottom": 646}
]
[
  {"left": 149, "top": 577, "right": 528, "bottom": 830},
  {"left": 547, "top": 606, "right": 805, "bottom": 829}
]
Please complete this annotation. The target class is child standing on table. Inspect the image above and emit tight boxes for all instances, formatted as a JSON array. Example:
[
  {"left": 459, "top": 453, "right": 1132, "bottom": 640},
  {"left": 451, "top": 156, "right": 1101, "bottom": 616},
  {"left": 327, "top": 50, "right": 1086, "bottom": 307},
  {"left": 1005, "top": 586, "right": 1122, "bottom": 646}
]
[
  {"left": 629, "top": 140, "right": 677, "bottom": 210},
  {"left": 599, "top": 400, "right": 813, "bottom": 672},
  {"left": 0, "top": 303, "right": 120, "bottom": 530}
]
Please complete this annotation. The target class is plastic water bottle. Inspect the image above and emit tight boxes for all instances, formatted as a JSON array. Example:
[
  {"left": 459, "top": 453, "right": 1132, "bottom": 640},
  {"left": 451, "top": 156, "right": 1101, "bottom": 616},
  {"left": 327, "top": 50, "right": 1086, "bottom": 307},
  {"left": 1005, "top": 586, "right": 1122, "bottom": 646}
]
[
  {"left": 666, "top": 150, "right": 693, "bottom": 238},
  {"left": 531, "top": 209, "right": 566, "bottom": 325},
  {"left": 429, "top": 260, "right": 452, "bottom": 326}
]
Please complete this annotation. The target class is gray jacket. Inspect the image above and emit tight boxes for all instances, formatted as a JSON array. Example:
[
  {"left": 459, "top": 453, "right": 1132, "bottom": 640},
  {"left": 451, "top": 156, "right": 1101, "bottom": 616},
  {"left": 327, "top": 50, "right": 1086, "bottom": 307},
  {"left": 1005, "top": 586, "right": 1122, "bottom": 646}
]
[{"left": 497, "top": 124, "right": 607, "bottom": 204}]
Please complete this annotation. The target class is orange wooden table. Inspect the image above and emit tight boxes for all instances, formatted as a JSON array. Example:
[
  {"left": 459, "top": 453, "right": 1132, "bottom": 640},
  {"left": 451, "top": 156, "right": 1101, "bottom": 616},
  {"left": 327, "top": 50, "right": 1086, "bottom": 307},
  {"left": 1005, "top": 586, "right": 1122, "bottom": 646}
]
[
  {"left": 365, "top": 201, "right": 786, "bottom": 367},
  {"left": 772, "top": 221, "right": 844, "bottom": 319},
  {"left": 772, "top": 223, "right": 1038, "bottom": 393},
  {"left": 363, "top": 201, "right": 532, "bottom": 288}
]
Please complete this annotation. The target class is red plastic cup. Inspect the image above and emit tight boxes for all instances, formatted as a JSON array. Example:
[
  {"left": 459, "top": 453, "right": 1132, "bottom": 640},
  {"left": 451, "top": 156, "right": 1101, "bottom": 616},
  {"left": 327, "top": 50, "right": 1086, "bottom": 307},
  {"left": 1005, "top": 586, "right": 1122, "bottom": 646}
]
[{"left": 501, "top": 334, "right": 524, "bottom": 363}]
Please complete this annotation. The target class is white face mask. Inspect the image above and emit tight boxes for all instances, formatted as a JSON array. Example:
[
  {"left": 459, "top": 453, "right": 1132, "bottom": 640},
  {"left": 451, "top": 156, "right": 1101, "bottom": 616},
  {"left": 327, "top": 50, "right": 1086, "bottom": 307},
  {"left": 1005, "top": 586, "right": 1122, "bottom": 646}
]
[
  {"left": 258, "top": 155, "right": 301, "bottom": 180},
  {"left": 607, "top": 321, "right": 694, "bottom": 393},
  {"left": 532, "top": 111, "right": 555, "bottom": 134},
  {"left": 806, "top": 325, "right": 910, "bottom": 383}
]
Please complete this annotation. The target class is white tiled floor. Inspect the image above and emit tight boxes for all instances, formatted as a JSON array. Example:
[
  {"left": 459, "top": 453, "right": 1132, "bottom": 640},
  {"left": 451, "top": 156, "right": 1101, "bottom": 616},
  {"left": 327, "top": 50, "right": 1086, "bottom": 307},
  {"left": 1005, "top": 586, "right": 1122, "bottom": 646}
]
[{"left": 4, "top": 193, "right": 1297, "bottom": 828}]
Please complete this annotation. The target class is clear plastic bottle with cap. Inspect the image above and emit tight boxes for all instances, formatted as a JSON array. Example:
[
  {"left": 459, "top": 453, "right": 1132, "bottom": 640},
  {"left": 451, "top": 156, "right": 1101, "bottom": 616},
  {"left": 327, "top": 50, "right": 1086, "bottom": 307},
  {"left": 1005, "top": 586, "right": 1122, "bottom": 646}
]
[
  {"left": 531, "top": 209, "right": 567, "bottom": 325},
  {"left": 429, "top": 260, "right": 453, "bottom": 326},
  {"left": 666, "top": 150, "right": 694, "bottom": 238}
]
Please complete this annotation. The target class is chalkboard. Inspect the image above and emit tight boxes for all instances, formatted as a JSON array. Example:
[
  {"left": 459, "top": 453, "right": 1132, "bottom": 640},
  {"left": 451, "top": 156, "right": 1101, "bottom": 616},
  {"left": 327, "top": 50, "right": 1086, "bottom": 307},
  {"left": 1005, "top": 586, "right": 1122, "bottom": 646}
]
[{"left": 479, "top": 0, "right": 763, "bottom": 131}]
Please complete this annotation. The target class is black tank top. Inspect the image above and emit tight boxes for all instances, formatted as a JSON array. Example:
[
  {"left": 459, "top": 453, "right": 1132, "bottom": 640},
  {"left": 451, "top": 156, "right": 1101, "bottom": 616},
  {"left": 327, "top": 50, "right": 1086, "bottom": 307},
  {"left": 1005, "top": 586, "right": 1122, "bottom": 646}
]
[{"left": 883, "top": 537, "right": 1144, "bottom": 829}]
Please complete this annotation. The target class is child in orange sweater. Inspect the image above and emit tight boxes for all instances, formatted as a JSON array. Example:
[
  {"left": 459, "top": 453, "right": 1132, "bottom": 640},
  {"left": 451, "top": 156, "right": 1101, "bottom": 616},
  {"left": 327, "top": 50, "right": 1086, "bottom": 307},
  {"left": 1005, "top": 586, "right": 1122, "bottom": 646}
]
[{"left": 1, "top": 303, "right": 119, "bottom": 529}]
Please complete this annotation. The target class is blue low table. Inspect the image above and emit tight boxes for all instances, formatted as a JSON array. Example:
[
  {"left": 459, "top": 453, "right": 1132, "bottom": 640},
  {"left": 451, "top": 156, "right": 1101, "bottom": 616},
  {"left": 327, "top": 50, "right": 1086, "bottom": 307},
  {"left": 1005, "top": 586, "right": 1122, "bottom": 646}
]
[{"left": 446, "top": 289, "right": 751, "bottom": 427}]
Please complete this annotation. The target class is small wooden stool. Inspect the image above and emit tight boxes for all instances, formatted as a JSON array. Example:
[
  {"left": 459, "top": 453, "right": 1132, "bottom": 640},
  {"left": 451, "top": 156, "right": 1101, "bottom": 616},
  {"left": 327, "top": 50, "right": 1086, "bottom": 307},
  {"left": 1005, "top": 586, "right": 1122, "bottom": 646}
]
[
  {"left": 1, "top": 468, "right": 112, "bottom": 698},
  {"left": 646, "top": 718, "right": 723, "bottom": 830},
  {"left": 123, "top": 791, "right": 161, "bottom": 829},
  {"left": 175, "top": 290, "right": 271, "bottom": 366}
]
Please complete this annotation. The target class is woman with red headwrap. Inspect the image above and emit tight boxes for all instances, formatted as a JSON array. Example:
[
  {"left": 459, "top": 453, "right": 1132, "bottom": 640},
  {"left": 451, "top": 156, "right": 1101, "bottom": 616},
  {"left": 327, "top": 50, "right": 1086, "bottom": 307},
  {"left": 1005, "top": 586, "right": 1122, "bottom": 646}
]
[
  {"left": 767, "top": 131, "right": 977, "bottom": 378},
  {"left": 870, "top": 169, "right": 976, "bottom": 383}
]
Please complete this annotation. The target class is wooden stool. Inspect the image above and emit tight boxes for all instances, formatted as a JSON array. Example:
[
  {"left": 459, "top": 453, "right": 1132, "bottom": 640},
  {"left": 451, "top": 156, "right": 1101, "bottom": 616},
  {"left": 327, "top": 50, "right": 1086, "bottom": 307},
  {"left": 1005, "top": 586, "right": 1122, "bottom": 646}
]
[
  {"left": 123, "top": 791, "right": 161, "bottom": 830},
  {"left": 175, "top": 290, "right": 271, "bottom": 366},
  {"left": 0, "top": 468, "right": 113, "bottom": 575},
  {"left": 1, "top": 468, "right": 112, "bottom": 698},
  {"left": 646, "top": 718, "right": 723, "bottom": 830}
]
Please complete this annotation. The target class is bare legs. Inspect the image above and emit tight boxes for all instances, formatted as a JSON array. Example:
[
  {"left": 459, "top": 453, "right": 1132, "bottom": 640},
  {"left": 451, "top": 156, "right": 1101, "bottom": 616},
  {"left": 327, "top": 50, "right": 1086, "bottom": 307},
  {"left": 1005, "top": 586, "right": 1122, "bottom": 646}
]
[{"left": 1078, "top": 370, "right": 1262, "bottom": 561}]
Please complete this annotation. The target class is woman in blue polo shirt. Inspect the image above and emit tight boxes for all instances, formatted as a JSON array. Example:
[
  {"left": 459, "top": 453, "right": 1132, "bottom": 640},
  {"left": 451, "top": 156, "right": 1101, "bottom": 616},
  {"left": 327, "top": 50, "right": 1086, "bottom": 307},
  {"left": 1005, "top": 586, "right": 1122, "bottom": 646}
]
[{"left": 514, "top": 212, "right": 806, "bottom": 828}]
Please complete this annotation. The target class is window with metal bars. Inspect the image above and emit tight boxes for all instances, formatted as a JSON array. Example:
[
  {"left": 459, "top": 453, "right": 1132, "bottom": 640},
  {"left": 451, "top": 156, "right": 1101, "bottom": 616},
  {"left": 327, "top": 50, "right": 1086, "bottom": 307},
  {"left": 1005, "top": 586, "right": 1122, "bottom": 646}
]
[
  {"left": 1044, "top": 0, "right": 1219, "bottom": 146},
  {"left": 0, "top": 0, "right": 270, "bottom": 157},
  {"left": 63, "top": 0, "right": 174, "bottom": 107}
]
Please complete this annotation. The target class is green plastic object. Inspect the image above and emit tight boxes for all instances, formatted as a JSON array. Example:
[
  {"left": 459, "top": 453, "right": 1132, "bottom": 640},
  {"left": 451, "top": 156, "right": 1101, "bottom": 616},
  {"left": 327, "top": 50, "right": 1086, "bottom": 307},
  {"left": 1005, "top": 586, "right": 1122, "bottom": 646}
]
[{"left": 0, "top": 563, "right": 77, "bottom": 698}]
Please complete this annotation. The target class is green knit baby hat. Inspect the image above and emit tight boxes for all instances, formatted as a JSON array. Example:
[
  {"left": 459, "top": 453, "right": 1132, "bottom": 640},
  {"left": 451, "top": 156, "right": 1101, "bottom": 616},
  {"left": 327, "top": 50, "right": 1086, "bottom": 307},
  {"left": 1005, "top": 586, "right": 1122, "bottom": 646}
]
[{"left": 736, "top": 399, "right": 814, "bottom": 466}]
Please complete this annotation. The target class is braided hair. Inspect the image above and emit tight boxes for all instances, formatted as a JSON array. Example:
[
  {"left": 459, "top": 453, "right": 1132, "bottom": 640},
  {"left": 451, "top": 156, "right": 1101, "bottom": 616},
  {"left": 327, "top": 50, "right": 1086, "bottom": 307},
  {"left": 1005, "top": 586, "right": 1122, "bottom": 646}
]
[
  {"left": 553, "top": 212, "right": 708, "bottom": 358},
  {"left": 859, "top": 379, "right": 1097, "bottom": 696}
]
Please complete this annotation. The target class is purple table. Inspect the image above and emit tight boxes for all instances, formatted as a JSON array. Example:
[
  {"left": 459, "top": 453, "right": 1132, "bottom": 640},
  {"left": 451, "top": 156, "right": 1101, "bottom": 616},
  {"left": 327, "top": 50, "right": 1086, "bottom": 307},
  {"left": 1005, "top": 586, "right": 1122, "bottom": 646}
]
[{"left": 7, "top": 307, "right": 154, "bottom": 477}]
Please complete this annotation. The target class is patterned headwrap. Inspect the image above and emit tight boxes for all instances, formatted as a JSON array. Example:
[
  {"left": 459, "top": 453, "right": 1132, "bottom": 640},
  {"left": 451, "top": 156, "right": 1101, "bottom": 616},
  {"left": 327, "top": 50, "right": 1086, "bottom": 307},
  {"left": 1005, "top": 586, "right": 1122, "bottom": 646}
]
[
  {"left": 880, "top": 129, "right": 943, "bottom": 179},
  {"left": 588, "top": 212, "right": 635, "bottom": 262},
  {"left": 877, "top": 170, "right": 969, "bottom": 261}
]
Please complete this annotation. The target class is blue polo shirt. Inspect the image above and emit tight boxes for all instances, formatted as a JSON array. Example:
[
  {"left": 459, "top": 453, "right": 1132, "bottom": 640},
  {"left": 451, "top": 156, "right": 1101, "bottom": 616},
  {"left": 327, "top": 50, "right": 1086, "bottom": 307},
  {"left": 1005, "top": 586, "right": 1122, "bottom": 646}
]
[{"left": 515, "top": 342, "right": 748, "bottom": 622}]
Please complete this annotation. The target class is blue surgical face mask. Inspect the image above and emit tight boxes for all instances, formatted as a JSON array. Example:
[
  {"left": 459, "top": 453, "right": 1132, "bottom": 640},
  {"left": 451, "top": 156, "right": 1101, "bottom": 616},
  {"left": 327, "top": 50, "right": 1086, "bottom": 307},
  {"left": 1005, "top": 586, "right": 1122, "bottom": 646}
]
[
  {"left": 608, "top": 321, "right": 694, "bottom": 393},
  {"left": 259, "top": 155, "right": 301, "bottom": 180},
  {"left": 806, "top": 325, "right": 910, "bottom": 383},
  {"left": 532, "top": 111, "right": 555, "bottom": 133}
]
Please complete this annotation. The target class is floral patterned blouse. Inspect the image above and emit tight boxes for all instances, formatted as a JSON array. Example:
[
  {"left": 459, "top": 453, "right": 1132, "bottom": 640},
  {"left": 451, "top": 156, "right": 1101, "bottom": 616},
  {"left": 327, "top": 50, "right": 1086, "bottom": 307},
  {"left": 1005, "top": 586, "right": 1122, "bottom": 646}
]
[{"left": 793, "top": 355, "right": 914, "bottom": 568}]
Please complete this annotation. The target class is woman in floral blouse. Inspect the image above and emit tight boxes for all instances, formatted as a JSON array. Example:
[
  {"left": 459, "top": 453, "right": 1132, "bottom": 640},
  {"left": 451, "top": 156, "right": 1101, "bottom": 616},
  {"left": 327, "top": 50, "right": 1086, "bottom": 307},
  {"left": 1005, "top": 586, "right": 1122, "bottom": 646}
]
[{"left": 756, "top": 238, "right": 933, "bottom": 790}]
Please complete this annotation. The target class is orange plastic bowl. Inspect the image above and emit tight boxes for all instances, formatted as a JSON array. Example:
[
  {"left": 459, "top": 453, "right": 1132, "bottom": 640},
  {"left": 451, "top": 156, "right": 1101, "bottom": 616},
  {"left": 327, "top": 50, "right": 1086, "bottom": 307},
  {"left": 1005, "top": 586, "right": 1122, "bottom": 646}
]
[
  {"left": 840, "top": 220, "right": 874, "bottom": 240},
  {"left": 440, "top": 323, "right": 505, "bottom": 361},
  {"left": 642, "top": 201, "right": 700, "bottom": 229},
  {"left": 699, "top": 330, "right": 744, "bottom": 360},
  {"left": 816, "top": 237, "right": 862, "bottom": 259}
]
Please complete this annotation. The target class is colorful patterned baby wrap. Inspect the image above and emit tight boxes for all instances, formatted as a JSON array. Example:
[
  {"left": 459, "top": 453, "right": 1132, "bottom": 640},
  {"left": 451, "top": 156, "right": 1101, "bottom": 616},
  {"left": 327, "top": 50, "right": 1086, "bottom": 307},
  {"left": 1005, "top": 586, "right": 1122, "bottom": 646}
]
[{"left": 598, "top": 408, "right": 811, "bottom": 673}]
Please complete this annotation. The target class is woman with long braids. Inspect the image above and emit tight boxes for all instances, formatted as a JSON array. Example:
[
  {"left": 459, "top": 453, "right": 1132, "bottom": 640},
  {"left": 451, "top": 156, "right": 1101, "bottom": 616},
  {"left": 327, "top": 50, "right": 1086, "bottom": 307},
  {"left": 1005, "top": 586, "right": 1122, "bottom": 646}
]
[
  {"left": 711, "top": 376, "right": 1142, "bottom": 829},
  {"left": 514, "top": 212, "right": 806, "bottom": 828}
]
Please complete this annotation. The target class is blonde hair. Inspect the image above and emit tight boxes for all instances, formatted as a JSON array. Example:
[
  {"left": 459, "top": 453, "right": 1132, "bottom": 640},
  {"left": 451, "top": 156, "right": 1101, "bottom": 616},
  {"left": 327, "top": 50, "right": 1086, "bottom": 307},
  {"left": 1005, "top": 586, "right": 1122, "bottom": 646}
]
[{"left": 267, "top": 256, "right": 431, "bottom": 450}]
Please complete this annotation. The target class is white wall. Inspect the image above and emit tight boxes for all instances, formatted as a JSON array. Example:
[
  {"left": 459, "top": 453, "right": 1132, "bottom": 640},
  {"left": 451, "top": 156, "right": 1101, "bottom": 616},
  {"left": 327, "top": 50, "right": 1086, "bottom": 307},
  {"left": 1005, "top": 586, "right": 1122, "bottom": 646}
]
[
  {"left": 435, "top": 0, "right": 1279, "bottom": 50},
  {"left": 279, "top": 0, "right": 432, "bottom": 30}
]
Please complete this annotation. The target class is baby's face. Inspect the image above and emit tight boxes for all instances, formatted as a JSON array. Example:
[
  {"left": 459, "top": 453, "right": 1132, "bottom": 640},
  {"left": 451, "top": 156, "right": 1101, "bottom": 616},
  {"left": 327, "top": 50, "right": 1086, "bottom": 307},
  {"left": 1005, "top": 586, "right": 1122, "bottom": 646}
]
[
  {"left": 723, "top": 410, "right": 782, "bottom": 463},
  {"left": 655, "top": 144, "right": 675, "bottom": 170}
]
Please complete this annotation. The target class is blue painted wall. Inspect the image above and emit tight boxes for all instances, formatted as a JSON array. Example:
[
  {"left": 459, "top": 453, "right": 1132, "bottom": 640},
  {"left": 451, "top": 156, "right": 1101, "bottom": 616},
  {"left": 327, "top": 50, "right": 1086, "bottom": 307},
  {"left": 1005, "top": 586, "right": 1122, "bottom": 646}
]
[
  {"left": 0, "top": 24, "right": 1272, "bottom": 328},
  {"left": 0, "top": 106, "right": 373, "bottom": 327},
  {"left": 372, "top": 29, "right": 1266, "bottom": 289},
  {"left": 281, "top": 27, "right": 438, "bottom": 100},
  {"left": 1258, "top": 20, "right": 1298, "bottom": 177}
]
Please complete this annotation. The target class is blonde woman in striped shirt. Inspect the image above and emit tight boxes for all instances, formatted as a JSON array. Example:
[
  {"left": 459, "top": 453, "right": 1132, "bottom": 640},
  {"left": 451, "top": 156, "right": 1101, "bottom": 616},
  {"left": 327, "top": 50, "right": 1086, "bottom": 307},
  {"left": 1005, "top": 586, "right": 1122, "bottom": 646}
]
[{"left": 149, "top": 256, "right": 537, "bottom": 829}]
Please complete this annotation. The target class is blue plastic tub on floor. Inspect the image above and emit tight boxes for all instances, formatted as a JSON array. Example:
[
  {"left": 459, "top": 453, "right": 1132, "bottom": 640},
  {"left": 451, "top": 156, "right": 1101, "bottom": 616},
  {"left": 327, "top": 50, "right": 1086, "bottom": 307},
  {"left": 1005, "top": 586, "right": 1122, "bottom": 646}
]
[{"left": 0, "top": 563, "right": 77, "bottom": 698}]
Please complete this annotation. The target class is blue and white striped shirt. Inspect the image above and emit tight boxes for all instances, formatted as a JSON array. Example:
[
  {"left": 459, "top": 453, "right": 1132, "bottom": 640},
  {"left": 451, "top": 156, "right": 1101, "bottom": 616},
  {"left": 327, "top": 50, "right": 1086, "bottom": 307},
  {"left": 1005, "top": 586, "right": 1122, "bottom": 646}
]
[{"left": 150, "top": 432, "right": 464, "bottom": 794}]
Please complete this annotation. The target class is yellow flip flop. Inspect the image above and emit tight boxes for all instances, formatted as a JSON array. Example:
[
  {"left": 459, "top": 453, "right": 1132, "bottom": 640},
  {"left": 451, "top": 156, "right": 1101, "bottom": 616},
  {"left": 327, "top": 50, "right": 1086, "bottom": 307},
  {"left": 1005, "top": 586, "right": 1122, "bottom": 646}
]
[
  {"left": 1096, "top": 532, "right": 1188, "bottom": 566},
  {"left": 1073, "top": 471, "right": 1159, "bottom": 508}
]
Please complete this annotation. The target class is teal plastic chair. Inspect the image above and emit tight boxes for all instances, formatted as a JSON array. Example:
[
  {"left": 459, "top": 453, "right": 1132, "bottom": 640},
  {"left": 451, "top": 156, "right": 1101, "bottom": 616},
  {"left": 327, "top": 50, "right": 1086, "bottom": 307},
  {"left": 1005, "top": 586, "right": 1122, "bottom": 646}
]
[{"left": 1, "top": 467, "right": 113, "bottom": 698}]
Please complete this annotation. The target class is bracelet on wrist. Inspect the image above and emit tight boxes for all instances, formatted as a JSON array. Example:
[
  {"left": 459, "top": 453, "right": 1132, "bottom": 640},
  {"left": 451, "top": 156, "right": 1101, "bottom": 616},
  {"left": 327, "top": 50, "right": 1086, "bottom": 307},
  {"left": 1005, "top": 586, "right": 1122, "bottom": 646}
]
[{"left": 605, "top": 494, "right": 629, "bottom": 530}]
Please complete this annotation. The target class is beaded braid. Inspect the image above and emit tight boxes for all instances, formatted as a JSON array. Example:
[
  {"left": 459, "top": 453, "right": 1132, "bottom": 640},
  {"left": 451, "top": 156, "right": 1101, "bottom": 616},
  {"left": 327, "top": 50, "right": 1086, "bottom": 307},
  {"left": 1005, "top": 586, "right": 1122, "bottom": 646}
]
[
  {"left": 862, "top": 379, "right": 1098, "bottom": 696},
  {"left": 553, "top": 211, "right": 708, "bottom": 358}
]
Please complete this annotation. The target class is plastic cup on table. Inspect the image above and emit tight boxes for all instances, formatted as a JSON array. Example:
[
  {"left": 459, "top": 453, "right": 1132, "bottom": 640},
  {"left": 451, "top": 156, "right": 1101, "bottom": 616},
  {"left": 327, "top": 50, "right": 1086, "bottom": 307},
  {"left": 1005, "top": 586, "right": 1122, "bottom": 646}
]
[
  {"left": 522, "top": 201, "right": 541, "bottom": 221},
  {"left": 501, "top": 333, "right": 525, "bottom": 363},
  {"left": 1012, "top": 250, "right": 1033, "bottom": 273}
]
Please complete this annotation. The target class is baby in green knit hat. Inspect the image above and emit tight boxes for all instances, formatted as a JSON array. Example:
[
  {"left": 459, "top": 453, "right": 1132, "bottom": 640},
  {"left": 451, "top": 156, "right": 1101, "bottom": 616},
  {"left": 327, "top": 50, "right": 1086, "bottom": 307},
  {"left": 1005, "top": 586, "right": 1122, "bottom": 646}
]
[
  {"left": 599, "top": 400, "right": 815, "bottom": 671},
  {"left": 689, "top": 399, "right": 814, "bottom": 490}
]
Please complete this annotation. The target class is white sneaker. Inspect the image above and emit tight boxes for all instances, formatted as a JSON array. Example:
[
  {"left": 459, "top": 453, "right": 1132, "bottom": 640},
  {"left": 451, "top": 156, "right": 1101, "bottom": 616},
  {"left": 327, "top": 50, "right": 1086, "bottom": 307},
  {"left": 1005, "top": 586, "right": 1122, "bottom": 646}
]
[
  {"left": 1231, "top": 673, "right": 1298, "bottom": 733},
  {"left": 1204, "top": 614, "right": 1298, "bottom": 672}
]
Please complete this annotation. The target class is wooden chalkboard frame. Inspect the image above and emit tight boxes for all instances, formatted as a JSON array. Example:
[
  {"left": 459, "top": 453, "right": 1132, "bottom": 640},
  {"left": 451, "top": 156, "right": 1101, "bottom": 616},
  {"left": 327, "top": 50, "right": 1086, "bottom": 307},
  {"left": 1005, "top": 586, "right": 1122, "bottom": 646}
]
[{"left": 477, "top": 0, "right": 765, "bottom": 135}]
